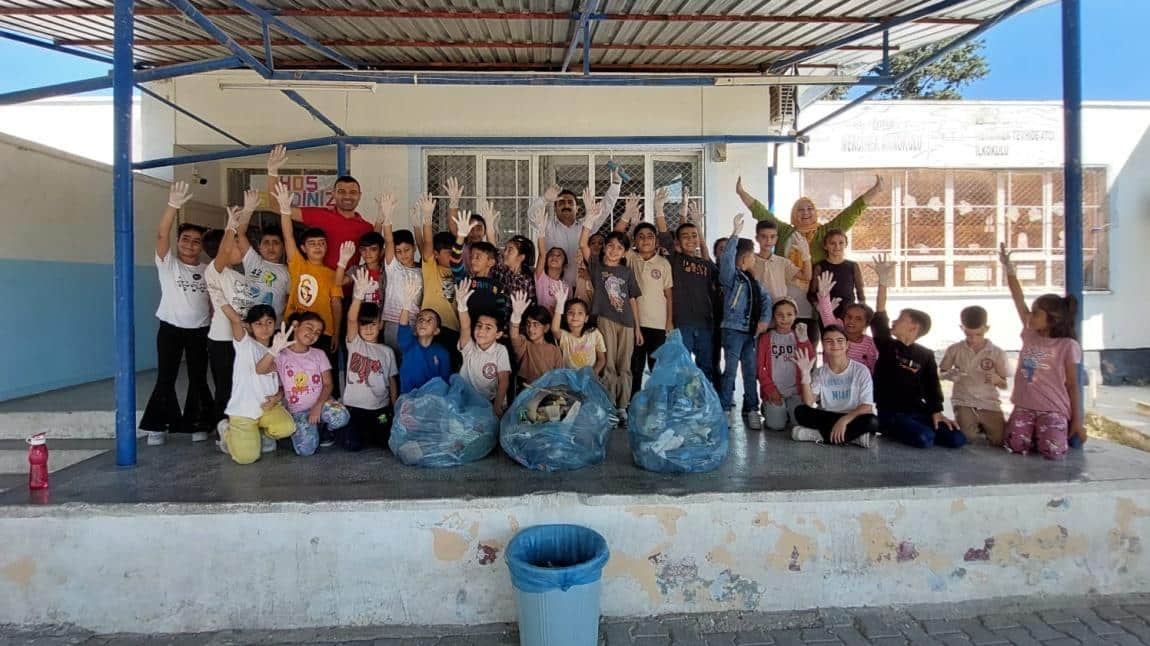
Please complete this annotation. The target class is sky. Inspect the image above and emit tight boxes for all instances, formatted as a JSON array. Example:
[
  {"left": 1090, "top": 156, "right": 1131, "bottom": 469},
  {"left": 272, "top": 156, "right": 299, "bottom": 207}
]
[{"left": 0, "top": 0, "right": 1146, "bottom": 100}]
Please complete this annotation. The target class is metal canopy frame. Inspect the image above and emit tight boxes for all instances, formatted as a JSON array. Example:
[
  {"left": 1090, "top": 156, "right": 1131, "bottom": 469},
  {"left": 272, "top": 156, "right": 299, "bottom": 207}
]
[{"left": 0, "top": 0, "right": 1083, "bottom": 467}]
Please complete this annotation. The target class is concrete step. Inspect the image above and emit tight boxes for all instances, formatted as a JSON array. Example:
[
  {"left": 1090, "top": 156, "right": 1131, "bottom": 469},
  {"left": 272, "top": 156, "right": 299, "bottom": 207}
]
[{"left": 0, "top": 411, "right": 143, "bottom": 440}]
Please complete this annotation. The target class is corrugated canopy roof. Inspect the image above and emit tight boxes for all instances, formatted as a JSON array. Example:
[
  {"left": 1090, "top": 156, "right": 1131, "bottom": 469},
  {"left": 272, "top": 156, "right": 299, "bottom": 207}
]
[{"left": 0, "top": 0, "right": 1052, "bottom": 76}]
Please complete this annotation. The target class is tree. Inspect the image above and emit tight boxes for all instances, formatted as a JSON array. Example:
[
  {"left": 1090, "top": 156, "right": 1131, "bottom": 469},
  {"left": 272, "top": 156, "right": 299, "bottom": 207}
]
[{"left": 824, "top": 38, "right": 989, "bottom": 100}]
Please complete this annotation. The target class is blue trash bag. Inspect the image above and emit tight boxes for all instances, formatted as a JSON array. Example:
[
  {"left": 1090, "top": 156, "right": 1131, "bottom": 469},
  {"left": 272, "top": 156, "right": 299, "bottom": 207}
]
[
  {"left": 500, "top": 368, "right": 615, "bottom": 471},
  {"left": 506, "top": 524, "right": 610, "bottom": 593},
  {"left": 627, "top": 330, "right": 729, "bottom": 473},
  {"left": 389, "top": 375, "right": 498, "bottom": 467}
]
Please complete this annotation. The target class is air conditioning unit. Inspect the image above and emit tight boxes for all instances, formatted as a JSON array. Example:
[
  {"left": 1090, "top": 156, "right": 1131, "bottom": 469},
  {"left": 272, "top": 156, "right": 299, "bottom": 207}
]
[{"left": 769, "top": 85, "right": 797, "bottom": 134}]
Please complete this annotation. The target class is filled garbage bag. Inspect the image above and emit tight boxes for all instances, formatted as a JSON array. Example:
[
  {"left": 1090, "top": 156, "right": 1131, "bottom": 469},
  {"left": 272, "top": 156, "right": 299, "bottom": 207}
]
[
  {"left": 389, "top": 375, "right": 498, "bottom": 467},
  {"left": 628, "top": 330, "right": 729, "bottom": 473},
  {"left": 500, "top": 368, "right": 615, "bottom": 471}
]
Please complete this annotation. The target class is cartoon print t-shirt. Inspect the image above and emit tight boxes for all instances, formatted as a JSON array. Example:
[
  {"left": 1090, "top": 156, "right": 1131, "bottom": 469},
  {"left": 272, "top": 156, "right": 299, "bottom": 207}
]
[
  {"left": 1011, "top": 329, "right": 1082, "bottom": 418},
  {"left": 276, "top": 346, "right": 332, "bottom": 414},
  {"left": 154, "top": 252, "right": 210, "bottom": 329},
  {"left": 243, "top": 247, "right": 290, "bottom": 318},
  {"left": 588, "top": 256, "right": 642, "bottom": 327}
]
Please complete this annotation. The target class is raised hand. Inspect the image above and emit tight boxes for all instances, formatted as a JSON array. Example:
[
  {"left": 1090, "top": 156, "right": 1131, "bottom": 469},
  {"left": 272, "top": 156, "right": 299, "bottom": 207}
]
[
  {"left": 267, "top": 144, "right": 288, "bottom": 175},
  {"left": 509, "top": 291, "right": 530, "bottom": 322},
  {"left": 479, "top": 200, "right": 500, "bottom": 236},
  {"left": 224, "top": 206, "right": 245, "bottom": 232},
  {"left": 404, "top": 278, "right": 422, "bottom": 310},
  {"left": 269, "top": 322, "right": 295, "bottom": 355},
  {"left": 416, "top": 193, "right": 436, "bottom": 225},
  {"left": 168, "top": 181, "right": 192, "bottom": 209},
  {"left": 795, "top": 322, "right": 808, "bottom": 342},
  {"left": 816, "top": 270, "right": 837, "bottom": 300},
  {"left": 653, "top": 186, "right": 668, "bottom": 215},
  {"left": 451, "top": 209, "right": 473, "bottom": 239},
  {"left": 375, "top": 192, "right": 397, "bottom": 228},
  {"left": 789, "top": 231, "right": 811, "bottom": 259},
  {"left": 455, "top": 277, "right": 474, "bottom": 310},
  {"left": 581, "top": 186, "right": 603, "bottom": 230},
  {"left": 553, "top": 281, "right": 570, "bottom": 308},
  {"left": 271, "top": 182, "right": 294, "bottom": 215},
  {"left": 791, "top": 347, "right": 816, "bottom": 379},
  {"left": 337, "top": 240, "right": 356, "bottom": 269},
  {"left": 442, "top": 176, "right": 463, "bottom": 208},
  {"left": 686, "top": 193, "right": 703, "bottom": 225},
  {"left": 351, "top": 266, "right": 373, "bottom": 300},
  {"left": 872, "top": 253, "right": 895, "bottom": 287},
  {"left": 998, "top": 242, "right": 1016, "bottom": 276},
  {"left": 622, "top": 194, "right": 641, "bottom": 223},
  {"left": 731, "top": 213, "right": 745, "bottom": 237},
  {"left": 239, "top": 188, "right": 260, "bottom": 215},
  {"left": 543, "top": 184, "right": 561, "bottom": 203},
  {"left": 735, "top": 175, "right": 747, "bottom": 198}
]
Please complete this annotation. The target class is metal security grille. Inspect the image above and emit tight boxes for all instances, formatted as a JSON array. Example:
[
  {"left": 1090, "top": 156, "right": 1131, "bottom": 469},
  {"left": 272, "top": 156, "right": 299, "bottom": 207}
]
[
  {"left": 801, "top": 167, "right": 1109, "bottom": 291},
  {"left": 426, "top": 150, "right": 705, "bottom": 241}
]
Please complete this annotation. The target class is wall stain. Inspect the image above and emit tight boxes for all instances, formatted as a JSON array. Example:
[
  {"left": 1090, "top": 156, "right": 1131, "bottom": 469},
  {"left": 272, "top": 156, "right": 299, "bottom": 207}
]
[
  {"left": 627, "top": 506, "right": 687, "bottom": 536},
  {"left": 989, "top": 525, "right": 1086, "bottom": 565},
  {"left": 707, "top": 545, "right": 735, "bottom": 569},
  {"left": 964, "top": 538, "right": 995, "bottom": 561},
  {"left": 857, "top": 512, "right": 899, "bottom": 563},
  {"left": 431, "top": 528, "right": 470, "bottom": 562},
  {"left": 755, "top": 512, "right": 816, "bottom": 573},
  {"left": 477, "top": 543, "right": 501, "bottom": 566},
  {"left": 708, "top": 569, "right": 762, "bottom": 610},
  {"left": 897, "top": 541, "right": 920, "bottom": 562},
  {"left": 1108, "top": 498, "right": 1149, "bottom": 573},
  {"left": 2, "top": 556, "right": 35, "bottom": 589},
  {"left": 951, "top": 499, "right": 967, "bottom": 513},
  {"left": 603, "top": 543, "right": 669, "bottom": 603},
  {"left": 1047, "top": 498, "right": 1069, "bottom": 509}
]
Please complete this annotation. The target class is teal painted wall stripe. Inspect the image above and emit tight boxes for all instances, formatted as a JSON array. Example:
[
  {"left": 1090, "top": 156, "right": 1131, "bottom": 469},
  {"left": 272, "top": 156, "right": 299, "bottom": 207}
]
[{"left": 0, "top": 260, "right": 160, "bottom": 401}]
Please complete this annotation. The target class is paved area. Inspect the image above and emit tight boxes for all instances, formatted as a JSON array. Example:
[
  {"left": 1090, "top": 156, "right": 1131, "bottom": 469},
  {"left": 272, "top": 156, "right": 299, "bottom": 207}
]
[{"left": 5, "top": 594, "right": 1150, "bottom": 645}]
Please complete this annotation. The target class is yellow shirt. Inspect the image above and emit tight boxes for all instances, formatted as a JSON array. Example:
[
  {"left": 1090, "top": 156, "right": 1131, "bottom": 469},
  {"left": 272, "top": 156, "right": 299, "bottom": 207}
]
[
  {"left": 421, "top": 258, "right": 460, "bottom": 332},
  {"left": 285, "top": 254, "right": 341, "bottom": 334}
]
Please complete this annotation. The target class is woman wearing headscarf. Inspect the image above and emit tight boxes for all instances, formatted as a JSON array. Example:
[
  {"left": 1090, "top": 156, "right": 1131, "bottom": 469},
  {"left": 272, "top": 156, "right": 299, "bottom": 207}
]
[{"left": 736, "top": 174, "right": 885, "bottom": 345}]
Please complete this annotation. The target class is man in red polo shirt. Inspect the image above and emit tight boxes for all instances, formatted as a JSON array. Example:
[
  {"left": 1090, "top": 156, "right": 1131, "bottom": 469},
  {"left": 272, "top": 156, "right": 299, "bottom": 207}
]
[{"left": 266, "top": 144, "right": 373, "bottom": 270}]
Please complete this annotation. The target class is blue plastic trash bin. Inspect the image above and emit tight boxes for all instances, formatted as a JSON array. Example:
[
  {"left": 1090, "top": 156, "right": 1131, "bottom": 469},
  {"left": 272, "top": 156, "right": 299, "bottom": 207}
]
[{"left": 505, "top": 524, "right": 610, "bottom": 646}]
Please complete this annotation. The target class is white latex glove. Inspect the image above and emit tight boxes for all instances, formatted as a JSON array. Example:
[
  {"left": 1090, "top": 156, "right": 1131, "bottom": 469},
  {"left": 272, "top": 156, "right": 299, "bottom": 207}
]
[
  {"left": 451, "top": 210, "right": 473, "bottom": 239},
  {"left": 455, "top": 278, "right": 474, "bottom": 312},
  {"left": 791, "top": 347, "right": 815, "bottom": 382},
  {"left": 442, "top": 177, "right": 463, "bottom": 209},
  {"left": 731, "top": 213, "right": 745, "bottom": 237},
  {"left": 872, "top": 253, "right": 896, "bottom": 287},
  {"left": 816, "top": 271, "right": 836, "bottom": 300},
  {"left": 509, "top": 290, "right": 530, "bottom": 324},
  {"left": 269, "top": 322, "right": 295, "bottom": 355},
  {"left": 267, "top": 144, "right": 287, "bottom": 176},
  {"left": 271, "top": 182, "right": 294, "bottom": 216},
  {"left": 351, "top": 267, "right": 373, "bottom": 300},
  {"left": 375, "top": 193, "right": 397, "bottom": 228},
  {"left": 168, "top": 181, "right": 192, "bottom": 209},
  {"left": 337, "top": 240, "right": 356, "bottom": 269}
]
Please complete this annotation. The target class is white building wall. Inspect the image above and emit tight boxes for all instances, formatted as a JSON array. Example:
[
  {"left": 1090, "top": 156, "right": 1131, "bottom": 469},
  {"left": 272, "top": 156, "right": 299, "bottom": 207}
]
[{"left": 0, "top": 97, "right": 142, "bottom": 166}]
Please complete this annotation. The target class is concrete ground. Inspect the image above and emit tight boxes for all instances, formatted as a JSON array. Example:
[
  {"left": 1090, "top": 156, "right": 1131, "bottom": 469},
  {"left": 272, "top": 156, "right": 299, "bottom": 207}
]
[{"left": 5, "top": 593, "right": 1150, "bottom": 645}]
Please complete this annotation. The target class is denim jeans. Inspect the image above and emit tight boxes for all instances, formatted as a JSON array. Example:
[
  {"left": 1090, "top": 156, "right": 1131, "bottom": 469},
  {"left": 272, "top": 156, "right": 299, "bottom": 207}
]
[
  {"left": 720, "top": 329, "right": 759, "bottom": 412},
  {"left": 878, "top": 411, "right": 966, "bottom": 449},
  {"left": 677, "top": 324, "right": 715, "bottom": 383}
]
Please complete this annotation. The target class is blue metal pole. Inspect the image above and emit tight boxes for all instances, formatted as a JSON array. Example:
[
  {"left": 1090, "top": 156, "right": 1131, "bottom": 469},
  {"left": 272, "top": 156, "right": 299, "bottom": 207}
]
[
  {"left": 798, "top": 0, "right": 1042, "bottom": 138},
  {"left": 280, "top": 89, "right": 348, "bottom": 136},
  {"left": 562, "top": 0, "right": 598, "bottom": 72},
  {"left": 767, "top": 144, "right": 778, "bottom": 213},
  {"left": 1061, "top": 0, "right": 1085, "bottom": 421},
  {"left": 768, "top": 0, "right": 973, "bottom": 72},
  {"left": 136, "top": 85, "right": 249, "bottom": 146},
  {"left": 582, "top": 13, "right": 592, "bottom": 76},
  {"left": 0, "top": 29, "right": 114, "bottom": 64},
  {"left": 261, "top": 21, "right": 274, "bottom": 69},
  {"left": 0, "top": 56, "right": 240, "bottom": 105},
  {"left": 133, "top": 133, "right": 799, "bottom": 170},
  {"left": 231, "top": 0, "right": 360, "bottom": 70},
  {"left": 337, "top": 141, "right": 348, "bottom": 176},
  {"left": 881, "top": 30, "right": 891, "bottom": 75},
  {"left": 164, "top": 0, "right": 271, "bottom": 77},
  {"left": 113, "top": 0, "right": 136, "bottom": 467}
]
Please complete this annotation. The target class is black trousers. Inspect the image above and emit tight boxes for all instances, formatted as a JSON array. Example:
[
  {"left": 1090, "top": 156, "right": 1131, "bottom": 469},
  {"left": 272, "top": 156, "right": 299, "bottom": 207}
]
[
  {"left": 207, "top": 339, "right": 235, "bottom": 425},
  {"left": 318, "top": 333, "right": 340, "bottom": 398},
  {"left": 794, "top": 405, "right": 879, "bottom": 443},
  {"left": 140, "top": 322, "right": 215, "bottom": 434},
  {"left": 630, "top": 327, "right": 668, "bottom": 396},
  {"left": 341, "top": 405, "right": 394, "bottom": 452}
]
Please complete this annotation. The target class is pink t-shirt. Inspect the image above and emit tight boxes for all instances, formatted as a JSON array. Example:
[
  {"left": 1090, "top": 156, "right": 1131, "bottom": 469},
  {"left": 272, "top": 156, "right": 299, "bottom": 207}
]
[
  {"left": 276, "top": 347, "right": 332, "bottom": 413},
  {"left": 1011, "top": 329, "right": 1082, "bottom": 418},
  {"left": 535, "top": 272, "right": 569, "bottom": 313}
]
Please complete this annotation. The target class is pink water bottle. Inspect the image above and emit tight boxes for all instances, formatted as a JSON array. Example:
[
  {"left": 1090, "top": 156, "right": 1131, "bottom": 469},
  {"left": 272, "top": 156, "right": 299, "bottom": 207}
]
[{"left": 27, "top": 433, "right": 48, "bottom": 490}]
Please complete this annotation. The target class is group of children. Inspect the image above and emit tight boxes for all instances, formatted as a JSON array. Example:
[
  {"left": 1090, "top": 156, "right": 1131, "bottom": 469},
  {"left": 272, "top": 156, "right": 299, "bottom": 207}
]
[{"left": 142, "top": 147, "right": 1084, "bottom": 466}]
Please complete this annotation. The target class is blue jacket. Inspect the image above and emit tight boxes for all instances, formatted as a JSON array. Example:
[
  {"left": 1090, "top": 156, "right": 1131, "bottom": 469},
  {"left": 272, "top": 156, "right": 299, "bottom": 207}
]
[{"left": 719, "top": 234, "right": 772, "bottom": 333}]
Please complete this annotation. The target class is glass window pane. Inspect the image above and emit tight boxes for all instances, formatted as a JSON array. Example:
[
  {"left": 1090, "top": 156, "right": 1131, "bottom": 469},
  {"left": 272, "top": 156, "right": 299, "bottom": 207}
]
[{"left": 653, "top": 158, "right": 703, "bottom": 230}]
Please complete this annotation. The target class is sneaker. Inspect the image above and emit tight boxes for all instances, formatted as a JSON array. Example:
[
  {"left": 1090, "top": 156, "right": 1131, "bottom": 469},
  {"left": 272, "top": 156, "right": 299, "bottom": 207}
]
[
  {"left": 745, "top": 411, "right": 762, "bottom": 431},
  {"left": 726, "top": 409, "right": 742, "bottom": 429},
  {"left": 616, "top": 408, "right": 628, "bottom": 425},
  {"left": 146, "top": 431, "right": 166, "bottom": 446},
  {"left": 191, "top": 431, "right": 209, "bottom": 443},
  {"left": 852, "top": 433, "right": 874, "bottom": 449},
  {"left": 319, "top": 429, "right": 336, "bottom": 448},
  {"left": 216, "top": 435, "right": 228, "bottom": 455},
  {"left": 260, "top": 435, "right": 276, "bottom": 454},
  {"left": 791, "top": 425, "right": 823, "bottom": 443}
]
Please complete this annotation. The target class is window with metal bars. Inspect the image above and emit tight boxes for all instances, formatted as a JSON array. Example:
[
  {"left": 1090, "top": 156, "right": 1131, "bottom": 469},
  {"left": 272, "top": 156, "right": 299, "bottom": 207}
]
[
  {"left": 424, "top": 150, "right": 705, "bottom": 240},
  {"left": 801, "top": 168, "right": 1109, "bottom": 291}
]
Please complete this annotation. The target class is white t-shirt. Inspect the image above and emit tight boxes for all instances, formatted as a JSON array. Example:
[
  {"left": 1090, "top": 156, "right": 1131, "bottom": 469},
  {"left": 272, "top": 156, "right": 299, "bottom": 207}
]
[
  {"left": 768, "top": 330, "right": 801, "bottom": 397},
  {"left": 460, "top": 339, "right": 511, "bottom": 402},
  {"left": 811, "top": 359, "right": 874, "bottom": 414},
  {"left": 343, "top": 336, "right": 398, "bottom": 410},
  {"left": 225, "top": 335, "right": 280, "bottom": 420},
  {"left": 154, "top": 252, "right": 211, "bottom": 329},
  {"left": 243, "top": 247, "right": 290, "bottom": 318},
  {"left": 382, "top": 258, "right": 423, "bottom": 323},
  {"left": 205, "top": 263, "right": 260, "bottom": 342}
]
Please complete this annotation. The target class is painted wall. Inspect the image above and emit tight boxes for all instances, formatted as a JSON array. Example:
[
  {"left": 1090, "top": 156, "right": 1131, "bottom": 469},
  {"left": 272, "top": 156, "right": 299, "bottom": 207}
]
[
  {"left": 1, "top": 482, "right": 1147, "bottom": 632},
  {"left": 0, "top": 133, "right": 220, "bottom": 401}
]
